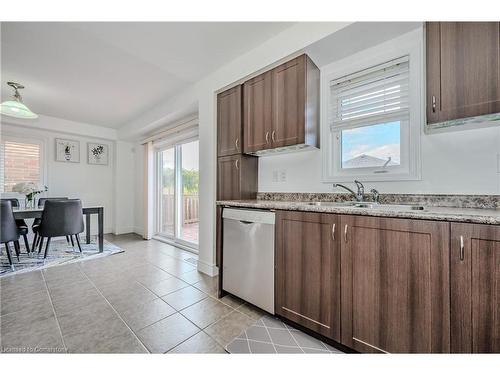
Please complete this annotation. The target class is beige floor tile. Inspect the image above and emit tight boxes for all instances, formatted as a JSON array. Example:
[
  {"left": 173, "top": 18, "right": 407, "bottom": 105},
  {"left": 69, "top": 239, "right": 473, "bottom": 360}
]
[
  {"left": 1, "top": 289, "right": 50, "bottom": 316},
  {"left": 177, "top": 269, "right": 206, "bottom": 284},
  {"left": 204, "top": 310, "right": 256, "bottom": 347},
  {"left": 161, "top": 286, "right": 207, "bottom": 310},
  {"left": 119, "top": 298, "right": 176, "bottom": 331},
  {"left": 192, "top": 276, "right": 218, "bottom": 297},
  {"left": 169, "top": 331, "right": 226, "bottom": 353},
  {"left": 136, "top": 313, "right": 199, "bottom": 353},
  {"left": 218, "top": 294, "right": 246, "bottom": 309},
  {"left": 236, "top": 302, "right": 267, "bottom": 320},
  {"left": 180, "top": 297, "right": 234, "bottom": 329},
  {"left": 143, "top": 277, "right": 189, "bottom": 297}
]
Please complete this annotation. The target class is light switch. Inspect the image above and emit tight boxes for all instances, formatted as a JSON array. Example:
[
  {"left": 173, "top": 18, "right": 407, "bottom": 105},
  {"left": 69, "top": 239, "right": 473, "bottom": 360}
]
[
  {"left": 279, "top": 170, "right": 287, "bottom": 182},
  {"left": 272, "top": 170, "right": 279, "bottom": 182}
]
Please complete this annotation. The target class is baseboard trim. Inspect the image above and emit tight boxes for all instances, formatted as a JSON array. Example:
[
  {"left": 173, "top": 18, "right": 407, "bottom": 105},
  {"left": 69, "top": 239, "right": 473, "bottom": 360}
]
[{"left": 197, "top": 259, "right": 219, "bottom": 277}]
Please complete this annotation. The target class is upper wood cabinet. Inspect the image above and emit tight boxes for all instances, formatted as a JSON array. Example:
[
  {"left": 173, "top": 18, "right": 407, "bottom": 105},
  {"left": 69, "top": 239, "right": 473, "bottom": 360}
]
[
  {"left": 426, "top": 22, "right": 500, "bottom": 124},
  {"left": 217, "top": 86, "right": 242, "bottom": 157},
  {"left": 340, "top": 215, "right": 450, "bottom": 353},
  {"left": 216, "top": 154, "right": 258, "bottom": 201},
  {"left": 450, "top": 222, "right": 500, "bottom": 353},
  {"left": 275, "top": 211, "right": 340, "bottom": 341},
  {"left": 243, "top": 54, "right": 319, "bottom": 154},
  {"left": 243, "top": 71, "right": 273, "bottom": 153}
]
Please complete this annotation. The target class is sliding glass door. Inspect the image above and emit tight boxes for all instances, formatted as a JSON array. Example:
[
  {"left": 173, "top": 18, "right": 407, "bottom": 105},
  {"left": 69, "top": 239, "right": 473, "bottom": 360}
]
[{"left": 156, "top": 139, "right": 199, "bottom": 250}]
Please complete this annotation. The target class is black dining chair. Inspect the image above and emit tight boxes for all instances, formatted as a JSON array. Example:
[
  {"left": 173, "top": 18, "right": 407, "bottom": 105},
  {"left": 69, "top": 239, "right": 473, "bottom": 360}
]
[
  {"left": 1, "top": 200, "right": 22, "bottom": 268},
  {"left": 32, "top": 197, "right": 69, "bottom": 250},
  {"left": 1, "top": 198, "right": 30, "bottom": 253},
  {"left": 36, "top": 199, "right": 85, "bottom": 258}
]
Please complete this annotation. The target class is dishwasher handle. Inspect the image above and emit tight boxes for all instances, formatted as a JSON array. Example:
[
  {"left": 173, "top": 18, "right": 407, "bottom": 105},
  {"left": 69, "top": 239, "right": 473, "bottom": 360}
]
[{"left": 239, "top": 220, "right": 254, "bottom": 225}]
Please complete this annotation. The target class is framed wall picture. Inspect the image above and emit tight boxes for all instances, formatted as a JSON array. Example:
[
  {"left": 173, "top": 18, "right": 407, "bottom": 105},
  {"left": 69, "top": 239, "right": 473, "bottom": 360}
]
[
  {"left": 55, "top": 138, "right": 80, "bottom": 163},
  {"left": 88, "top": 142, "right": 109, "bottom": 165}
]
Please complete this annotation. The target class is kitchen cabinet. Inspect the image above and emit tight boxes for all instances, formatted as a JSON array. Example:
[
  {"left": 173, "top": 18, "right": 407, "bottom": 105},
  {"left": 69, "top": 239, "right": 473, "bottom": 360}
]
[
  {"left": 340, "top": 215, "right": 450, "bottom": 353},
  {"left": 275, "top": 211, "right": 340, "bottom": 340},
  {"left": 243, "top": 54, "right": 319, "bottom": 154},
  {"left": 450, "top": 223, "right": 500, "bottom": 353},
  {"left": 216, "top": 155, "right": 258, "bottom": 201},
  {"left": 217, "top": 85, "right": 242, "bottom": 157},
  {"left": 243, "top": 71, "right": 273, "bottom": 153},
  {"left": 426, "top": 22, "right": 500, "bottom": 124}
]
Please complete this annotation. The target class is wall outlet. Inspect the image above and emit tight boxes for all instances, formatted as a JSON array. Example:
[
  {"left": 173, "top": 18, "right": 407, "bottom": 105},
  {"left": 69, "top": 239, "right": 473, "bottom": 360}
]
[
  {"left": 279, "top": 169, "right": 287, "bottom": 182},
  {"left": 272, "top": 170, "right": 279, "bottom": 182}
]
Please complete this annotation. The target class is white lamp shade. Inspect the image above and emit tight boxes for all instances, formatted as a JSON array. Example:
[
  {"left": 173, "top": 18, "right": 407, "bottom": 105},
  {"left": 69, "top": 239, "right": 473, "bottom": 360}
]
[{"left": 0, "top": 100, "right": 38, "bottom": 119}]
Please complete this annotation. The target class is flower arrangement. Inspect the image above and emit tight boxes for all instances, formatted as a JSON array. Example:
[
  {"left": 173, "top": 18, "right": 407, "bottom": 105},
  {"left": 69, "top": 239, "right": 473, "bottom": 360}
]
[{"left": 12, "top": 182, "right": 48, "bottom": 208}]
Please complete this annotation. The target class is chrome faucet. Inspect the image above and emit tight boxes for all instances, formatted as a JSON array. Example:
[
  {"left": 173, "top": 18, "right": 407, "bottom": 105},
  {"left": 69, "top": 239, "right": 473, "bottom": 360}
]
[
  {"left": 370, "top": 188, "right": 380, "bottom": 204},
  {"left": 333, "top": 180, "right": 365, "bottom": 202}
]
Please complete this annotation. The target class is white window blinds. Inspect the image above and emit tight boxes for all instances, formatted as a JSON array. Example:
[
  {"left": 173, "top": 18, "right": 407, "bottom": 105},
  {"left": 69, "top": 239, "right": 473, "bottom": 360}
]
[{"left": 330, "top": 55, "right": 410, "bottom": 131}]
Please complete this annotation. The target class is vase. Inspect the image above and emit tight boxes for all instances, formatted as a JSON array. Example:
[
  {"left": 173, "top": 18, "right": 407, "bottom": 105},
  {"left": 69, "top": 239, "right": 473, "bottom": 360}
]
[{"left": 25, "top": 197, "right": 34, "bottom": 209}]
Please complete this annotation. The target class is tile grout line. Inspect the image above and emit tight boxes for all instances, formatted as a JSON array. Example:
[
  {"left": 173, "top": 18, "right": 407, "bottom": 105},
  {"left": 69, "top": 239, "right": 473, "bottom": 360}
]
[
  {"left": 40, "top": 271, "right": 68, "bottom": 353},
  {"left": 80, "top": 268, "right": 151, "bottom": 353}
]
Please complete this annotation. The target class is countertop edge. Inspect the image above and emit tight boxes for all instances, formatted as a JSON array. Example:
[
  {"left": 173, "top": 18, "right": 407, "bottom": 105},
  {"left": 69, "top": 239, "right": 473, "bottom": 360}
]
[{"left": 216, "top": 200, "right": 500, "bottom": 225}]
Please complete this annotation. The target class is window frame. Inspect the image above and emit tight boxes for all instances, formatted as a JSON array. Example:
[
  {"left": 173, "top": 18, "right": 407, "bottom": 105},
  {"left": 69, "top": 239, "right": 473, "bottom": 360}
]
[
  {"left": 0, "top": 133, "right": 47, "bottom": 197},
  {"left": 321, "top": 28, "right": 423, "bottom": 182}
]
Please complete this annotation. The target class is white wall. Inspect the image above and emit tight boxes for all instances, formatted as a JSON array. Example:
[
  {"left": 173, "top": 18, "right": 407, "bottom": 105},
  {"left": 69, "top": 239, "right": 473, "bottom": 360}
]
[
  {"left": 259, "top": 125, "right": 500, "bottom": 194},
  {"left": 1, "top": 115, "right": 136, "bottom": 235}
]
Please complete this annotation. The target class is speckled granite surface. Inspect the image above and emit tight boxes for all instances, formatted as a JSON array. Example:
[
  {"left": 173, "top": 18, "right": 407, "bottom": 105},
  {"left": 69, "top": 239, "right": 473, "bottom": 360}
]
[
  {"left": 256, "top": 192, "right": 499, "bottom": 209},
  {"left": 218, "top": 194, "right": 500, "bottom": 225}
]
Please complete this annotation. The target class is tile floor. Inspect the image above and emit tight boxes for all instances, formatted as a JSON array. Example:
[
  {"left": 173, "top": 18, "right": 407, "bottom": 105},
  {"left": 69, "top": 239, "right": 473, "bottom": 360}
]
[
  {"left": 0, "top": 234, "right": 341, "bottom": 354},
  {"left": 0, "top": 234, "right": 261, "bottom": 353}
]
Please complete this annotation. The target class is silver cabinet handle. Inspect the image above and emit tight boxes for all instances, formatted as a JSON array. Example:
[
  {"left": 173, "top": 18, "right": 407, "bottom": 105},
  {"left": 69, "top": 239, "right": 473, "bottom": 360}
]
[
  {"left": 432, "top": 95, "right": 436, "bottom": 113},
  {"left": 460, "top": 235, "right": 464, "bottom": 261},
  {"left": 332, "top": 223, "right": 336, "bottom": 240},
  {"left": 271, "top": 130, "right": 276, "bottom": 143},
  {"left": 265, "top": 132, "right": 270, "bottom": 144},
  {"left": 235, "top": 138, "right": 239, "bottom": 151},
  {"left": 235, "top": 159, "right": 239, "bottom": 170},
  {"left": 344, "top": 224, "right": 348, "bottom": 242}
]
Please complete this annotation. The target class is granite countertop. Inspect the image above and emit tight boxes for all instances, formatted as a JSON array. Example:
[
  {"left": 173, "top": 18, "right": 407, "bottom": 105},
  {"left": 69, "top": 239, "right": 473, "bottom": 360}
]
[{"left": 217, "top": 199, "right": 500, "bottom": 225}]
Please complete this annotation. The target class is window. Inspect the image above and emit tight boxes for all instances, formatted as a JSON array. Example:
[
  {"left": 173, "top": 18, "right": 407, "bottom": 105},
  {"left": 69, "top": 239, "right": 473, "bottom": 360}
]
[
  {"left": 322, "top": 30, "right": 422, "bottom": 182},
  {"left": 0, "top": 138, "right": 43, "bottom": 193}
]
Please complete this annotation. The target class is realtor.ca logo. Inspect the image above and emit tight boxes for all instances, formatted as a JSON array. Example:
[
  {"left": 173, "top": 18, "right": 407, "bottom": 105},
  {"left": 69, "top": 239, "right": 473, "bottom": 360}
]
[{"left": 1, "top": 346, "right": 66, "bottom": 353}]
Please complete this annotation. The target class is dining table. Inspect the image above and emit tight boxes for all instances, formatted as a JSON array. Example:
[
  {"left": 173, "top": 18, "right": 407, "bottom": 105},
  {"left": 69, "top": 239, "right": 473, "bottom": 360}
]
[{"left": 13, "top": 206, "right": 104, "bottom": 252}]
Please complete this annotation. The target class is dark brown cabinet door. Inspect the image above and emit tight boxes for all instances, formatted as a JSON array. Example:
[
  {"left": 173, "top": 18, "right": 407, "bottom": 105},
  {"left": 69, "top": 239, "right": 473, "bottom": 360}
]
[
  {"left": 271, "top": 55, "right": 306, "bottom": 148},
  {"left": 275, "top": 211, "right": 340, "bottom": 340},
  {"left": 243, "top": 71, "right": 272, "bottom": 153},
  {"left": 217, "top": 155, "right": 258, "bottom": 201},
  {"left": 450, "top": 223, "right": 500, "bottom": 353},
  {"left": 427, "top": 22, "right": 500, "bottom": 124},
  {"left": 340, "top": 215, "right": 450, "bottom": 353},
  {"left": 217, "top": 86, "right": 242, "bottom": 157}
]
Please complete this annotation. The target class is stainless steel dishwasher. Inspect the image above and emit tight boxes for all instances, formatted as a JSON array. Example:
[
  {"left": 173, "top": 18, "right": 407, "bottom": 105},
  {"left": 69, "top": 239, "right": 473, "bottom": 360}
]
[{"left": 222, "top": 208, "right": 275, "bottom": 314}]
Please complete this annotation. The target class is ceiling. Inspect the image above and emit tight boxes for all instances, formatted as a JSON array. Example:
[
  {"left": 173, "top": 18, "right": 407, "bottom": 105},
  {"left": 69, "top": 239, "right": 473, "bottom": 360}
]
[{"left": 1, "top": 22, "right": 294, "bottom": 128}]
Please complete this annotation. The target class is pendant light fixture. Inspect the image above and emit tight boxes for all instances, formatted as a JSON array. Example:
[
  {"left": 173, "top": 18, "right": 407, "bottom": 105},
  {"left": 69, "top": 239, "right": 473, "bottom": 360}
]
[{"left": 1, "top": 82, "right": 38, "bottom": 119}]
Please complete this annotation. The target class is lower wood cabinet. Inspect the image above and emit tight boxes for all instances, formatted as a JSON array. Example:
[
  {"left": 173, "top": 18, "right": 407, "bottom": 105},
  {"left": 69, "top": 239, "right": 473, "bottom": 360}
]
[
  {"left": 450, "top": 223, "right": 500, "bottom": 353},
  {"left": 275, "top": 211, "right": 340, "bottom": 341},
  {"left": 340, "top": 215, "right": 450, "bottom": 353}
]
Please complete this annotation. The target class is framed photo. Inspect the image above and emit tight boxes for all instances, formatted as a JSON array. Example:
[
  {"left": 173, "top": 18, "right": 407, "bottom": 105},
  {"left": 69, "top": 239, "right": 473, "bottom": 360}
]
[
  {"left": 88, "top": 142, "right": 109, "bottom": 165},
  {"left": 55, "top": 138, "right": 80, "bottom": 163}
]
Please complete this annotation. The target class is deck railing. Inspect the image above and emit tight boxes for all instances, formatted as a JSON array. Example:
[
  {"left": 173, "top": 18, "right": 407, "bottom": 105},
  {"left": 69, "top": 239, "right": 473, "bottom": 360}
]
[{"left": 161, "top": 193, "right": 199, "bottom": 225}]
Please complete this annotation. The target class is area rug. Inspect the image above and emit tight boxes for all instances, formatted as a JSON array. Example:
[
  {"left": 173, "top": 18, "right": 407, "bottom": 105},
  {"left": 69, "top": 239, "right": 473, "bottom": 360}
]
[
  {"left": 0, "top": 237, "right": 124, "bottom": 277},
  {"left": 225, "top": 315, "right": 343, "bottom": 354}
]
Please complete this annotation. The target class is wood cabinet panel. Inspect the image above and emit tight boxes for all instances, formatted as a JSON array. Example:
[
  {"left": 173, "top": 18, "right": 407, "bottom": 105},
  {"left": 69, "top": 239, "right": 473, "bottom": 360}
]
[
  {"left": 271, "top": 55, "right": 306, "bottom": 148},
  {"left": 340, "top": 215, "right": 450, "bottom": 353},
  {"left": 427, "top": 22, "right": 500, "bottom": 124},
  {"left": 216, "top": 155, "right": 258, "bottom": 201},
  {"left": 217, "top": 86, "right": 242, "bottom": 156},
  {"left": 275, "top": 211, "right": 340, "bottom": 340},
  {"left": 243, "top": 71, "right": 272, "bottom": 153},
  {"left": 451, "top": 223, "right": 500, "bottom": 353}
]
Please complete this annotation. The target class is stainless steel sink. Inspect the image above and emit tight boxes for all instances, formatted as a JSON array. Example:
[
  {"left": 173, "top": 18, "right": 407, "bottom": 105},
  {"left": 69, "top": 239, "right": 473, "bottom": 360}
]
[{"left": 301, "top": 201, "right": 425, "bottom": 211}]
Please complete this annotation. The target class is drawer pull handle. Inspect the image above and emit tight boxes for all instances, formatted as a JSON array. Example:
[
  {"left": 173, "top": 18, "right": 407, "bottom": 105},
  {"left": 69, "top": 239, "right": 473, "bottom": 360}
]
[{"left": 460, "top": 235, "right": 464, "bottom": 261}]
